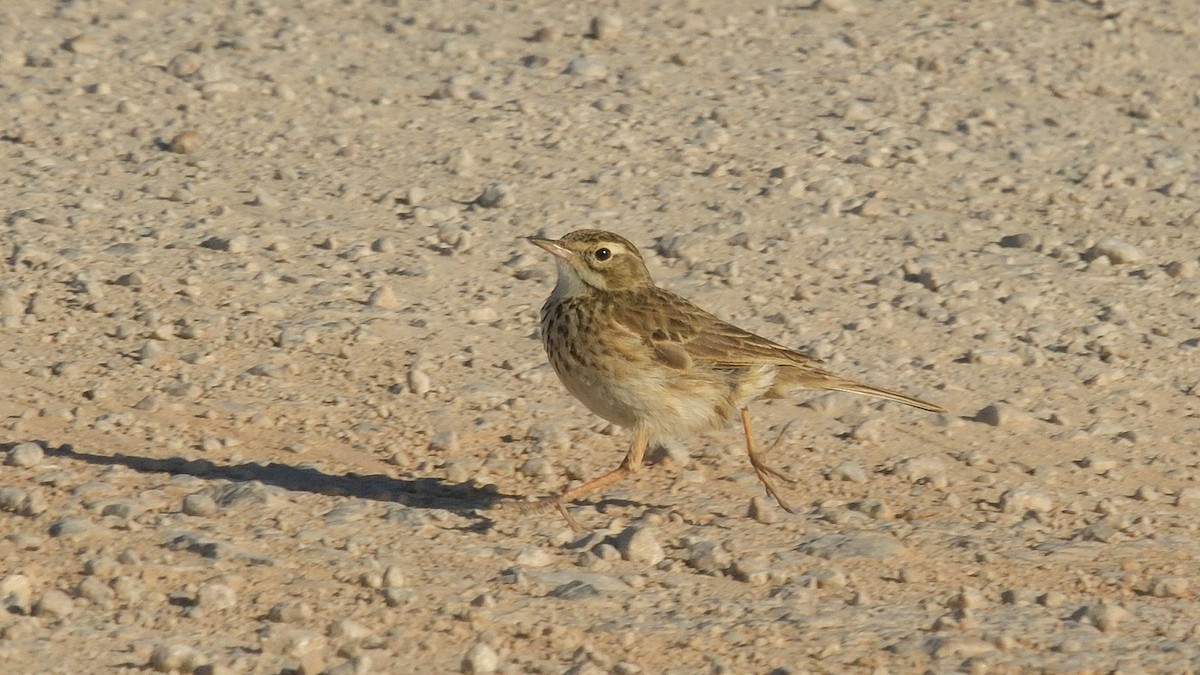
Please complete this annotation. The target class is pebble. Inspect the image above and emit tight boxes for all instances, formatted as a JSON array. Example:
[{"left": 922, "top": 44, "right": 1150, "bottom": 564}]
[
  {"left": 63, "top": 34, "right": 102, "bottom": 55},
  {"left": 684, "top": 539, "right": 732, "bottom": 574},
  {"left": 1175, "top": 486, "right": 1200, "bottom": 507},
  {"left": 1165, "top": 259, "right": 1198, "bottom": 278},
  {"left": 49, "top": 516, "right": 96, "bottom": 538},
  {"left": 0, "top": 574, "right": 33, "bottom": 614},
  {"left": 209, "top": 481, "right": 272, "bottom": 508},
  {"left": 381, "top": 565, "right": 406, "bottom": 589},
  {"left": 747, "top": 495, "right": 779, "bottom": 524},
  {"left": 196, "top": 582, "right": 238, "bottom": 610},
  {"left": 475, "top": 182, "right": 514, "bottom": 208},
  {"left": 269, "top": 601, "right": 315, "bottom": 623},
  {"left": 1, "top": 484, "right": 46, "bottom": 517},
  {"left": 1144, "top": 576, "right": 1188, "bottom": 599},
  {"left": 1080, "top": 455, "right": 1119, "bottom": 473},
  {"left": 564, "top": 58, "right": 608, "bottom": 79},
  {"left": 5, "top": 442, "right": 43, "bottom": 467},
  {"left": 998, "top": 233, "right": 1037, "bottom": 249},
  {"left": 515, "top": 546, "right": 554, "bottom": 568},
  {"left": 1084, "top": 238, "right": 1145, "bottom": 265},
  {"left": 891, "top": 455, "right": 947, "bottom": 484},
  {"left": 0, "top": 287, "right": 24, "bottom": 318},
  {"left": 1073, "top": 602, "right": 1131, "bottom": 633},
  {"left": 461, "top": 642, "right": 500, "bottom": 674},
  {"left": 730, "top": 556, "right": 771, "bottom": 586},
  {"left": 828, "top": 460, "right": 868, "bottom": 483},
  {"left": 33, "top": 589, "right": 75, "bottom": 619},
  {"left": 167, "top": 52, "right": 203, "bottom": 79},
  {"left": 406, "top": 367, "right": 431, "bottom": 395},
  {"left": 590, "top": 14, "right": 623, "bottom": 41},
  {"left": 368, "top": 285, "right": 399, "bottom": 309},
  {"left": 182, "top": 492, "right": 218, "bottom": 516},
  {"left": 614, "top": 526, "right": 664, "bottom": 565},
  {"left": 75, "top": 577, "right": 115, "bottom": 606},
  {"left": 998, "top": 486, "right": 1053, "bottom": 514},
  {"left": 149, "top": 644, "right": 210, "bottom": 673},
  {"left": 200, "top": 235, "right": 248, "bottom": 253},
  {"left": 974, "top": 403, "right": 1034, "bottom": 427},
  {"left": 167, "top": 130, "right": 203, "bottom": 154}
]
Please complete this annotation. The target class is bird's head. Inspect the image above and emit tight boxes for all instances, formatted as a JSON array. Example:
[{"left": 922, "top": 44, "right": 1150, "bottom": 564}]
[{"left": 528, "top": 229, "right": 653, "bottom": 293}]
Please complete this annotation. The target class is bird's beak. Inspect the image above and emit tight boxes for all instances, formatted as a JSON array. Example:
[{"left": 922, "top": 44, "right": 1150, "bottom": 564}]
[{"left": 527, "top": 236, "right": 575, "bottom": 262}]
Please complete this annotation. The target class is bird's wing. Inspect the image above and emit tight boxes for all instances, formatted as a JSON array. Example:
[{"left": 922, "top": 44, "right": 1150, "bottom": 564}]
[{"left": 610, "top": 288, "right": 823, "bottom": 370}]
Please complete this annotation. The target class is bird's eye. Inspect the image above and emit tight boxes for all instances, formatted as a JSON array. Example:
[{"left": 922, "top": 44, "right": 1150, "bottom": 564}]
[{"left": 593, "top": 247, "right": 612, "bottom": 261}]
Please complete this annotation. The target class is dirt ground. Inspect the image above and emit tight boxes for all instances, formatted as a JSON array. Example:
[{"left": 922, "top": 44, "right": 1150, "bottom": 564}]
[{"left": 2, "top": 0, "right": 1200, "bottom": 672}]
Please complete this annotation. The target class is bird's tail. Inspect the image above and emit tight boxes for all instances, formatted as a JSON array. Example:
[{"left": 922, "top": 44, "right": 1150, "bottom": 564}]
[{"left": 823, "top": 379, "right": 946, "bottom": 413}]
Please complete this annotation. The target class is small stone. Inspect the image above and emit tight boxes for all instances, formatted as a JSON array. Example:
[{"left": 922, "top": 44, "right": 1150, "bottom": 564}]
[
  {"left": 564, "top": 58, "right": 608, "bottom": 79},
  {"left": 891, "top": 455, "right": 946, "bottom": 483},
  {"left": 64, "top": 34, "right": 102, "bottom": 54},
  {"left": 167, "top": 52, "right": 203, "bottom": 78},
  {"left": 1081, "top": 518, "right": 1119, "bottom": 543},
  {"left": 1084, "top": 238, "right": 1145, "bottom": 265},
  {"left": 467, "top": 307, "right": 499, "bottom": 324},
  {"left": 49, "top": 516, "right": 96, "bottom": 538},
  {"left": 475, "top": 182, "right": 514, "bottom": 208},
  {"left": 730, "top": 556, "right": 770, "bottom": 586},
  {"left": 999, "top": 233, "right": 1037, "bottom": 249},
  {"left": 685, "top": 539, "right": 732, "bottom": 574},
  {"left": 269, "top": 601, "right": 315, "bottom": 623},
  {"left": 1175, "top": 486, "right": 1200, "bottom": 507},
  {"left": 196, "top": 582, "right": 237, "bottom": 610},
  {"left": 209, "top": 481, "right": 271, "bottom": 508},
  {"left": 1165, "top": 259, "right": 1198, "bottom": 278},
  {"left": 461, "top": 642, "right": 500, "bottom": 674},
  {"left": 75, "top": 577, "right": 115, "bottom": 606},
  {"left": 33, "top": 589, "right": 75, "bottom": 619},
  {"left": 947, "top": 587, "right": 987, "bottom": 610},
  {"left": 200, "top": 236, "right": 241, "bottom": 252},
  {"left": 168, "top": 130, "right": 203, "bottom": 154},
  {"left": 828, "top": 460, "right": 868, "bottom": 483},
  {"left": 6, "top": 442, "right": 44, "bottom": 467},
  {"left": 747, "top": 496, "right": 779, "bottom": 524},
  {"left": 406, "top": 368, "right": 431, "bottom": 395},
  {"left": 382, "top": 565, "right": 405, "bottom": 589},
  {"left": 182, "top": 492, "right": 218, "bottom": 517},
  {"left": 149, "top": 644, "right": 209, "bottom": 673},
  {"left": 1148, "top": 576, "right": 1189, "bottom": 598},
  {"left": 1000, "top": 588, "right": 1038, "bottom": 606},
  {"left": 974, "top": 403, "right": 1034, "bottom": 427},
  {"left": 0, "top": 574, "right": 33, "bottom": 614},
  {"left": 368, "top": 285, "right": 399, "bottom": 309},
  {"left": 1074, "top": 603, "right": 1131, "bottom": 633},
  {"left": 328, "top": 618, "right": 373, "bottom": 640},
  {"left": 999, "top": 486, "right": 1053, "bottom": 513},
  {"left": 1133, "top": 485, "right": 1158, "bottom": 502},
  {"left": 614, "top": 526, "right": 664, "bottom": 565},
  {"left": 1080, "top": 455, "right": 1119, "bottom": 472},
  {"left": 589, "top": 14, "right": 623, "bottom": 41},
  {"left": 515, "top": 546, "right": 553, "bottom": 568}
]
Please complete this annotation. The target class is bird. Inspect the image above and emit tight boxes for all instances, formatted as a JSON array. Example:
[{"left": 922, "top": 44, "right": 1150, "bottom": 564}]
[{"left": 527, "top": 229, "right": 944, "bottom": 528}]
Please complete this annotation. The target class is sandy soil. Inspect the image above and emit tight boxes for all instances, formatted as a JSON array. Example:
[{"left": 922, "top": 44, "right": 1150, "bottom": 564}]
[{"left": 3, "top": 0, "right": 1200, "bottom": 672}]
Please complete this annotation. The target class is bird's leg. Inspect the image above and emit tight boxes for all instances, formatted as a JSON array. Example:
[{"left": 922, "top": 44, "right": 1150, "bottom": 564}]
[
  {"left": 544, "top": 427, "right": 650, "bottom": 531},
  {"left": 741, "top": 408, "right": 797, "bottom": 514}
]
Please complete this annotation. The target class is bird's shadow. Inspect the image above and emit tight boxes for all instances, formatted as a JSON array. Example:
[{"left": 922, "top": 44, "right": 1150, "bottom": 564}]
[{"left": 13, "top": 440, "right": 515, "bottom": 532}]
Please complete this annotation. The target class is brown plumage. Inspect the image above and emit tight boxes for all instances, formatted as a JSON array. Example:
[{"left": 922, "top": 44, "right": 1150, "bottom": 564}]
[{"left": 528, "top": 229, "right": 944, "bottom": 528}]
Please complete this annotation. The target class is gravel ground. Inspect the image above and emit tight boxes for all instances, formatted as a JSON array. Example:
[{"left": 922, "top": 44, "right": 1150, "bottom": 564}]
[{"left": 3, "top": 0, "right": 1200, "bottom": 672}]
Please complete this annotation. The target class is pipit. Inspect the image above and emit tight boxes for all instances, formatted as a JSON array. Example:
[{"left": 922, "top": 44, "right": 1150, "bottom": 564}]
[{"left": 528, "top": 229, "right": 944, "bottom": 528}]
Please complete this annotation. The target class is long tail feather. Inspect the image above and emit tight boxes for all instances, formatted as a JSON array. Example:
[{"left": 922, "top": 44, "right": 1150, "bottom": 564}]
[{"left": 824, "top": 379, "right": 946, "bottom": 413}]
